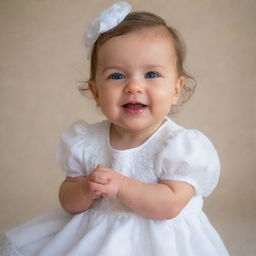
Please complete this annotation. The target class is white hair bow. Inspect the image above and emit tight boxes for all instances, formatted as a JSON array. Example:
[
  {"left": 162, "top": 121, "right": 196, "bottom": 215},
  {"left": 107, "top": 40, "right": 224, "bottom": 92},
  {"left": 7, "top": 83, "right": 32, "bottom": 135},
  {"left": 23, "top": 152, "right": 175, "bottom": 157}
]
[{"left": 84, "top": 1, "right": 132, "bottom": 47}]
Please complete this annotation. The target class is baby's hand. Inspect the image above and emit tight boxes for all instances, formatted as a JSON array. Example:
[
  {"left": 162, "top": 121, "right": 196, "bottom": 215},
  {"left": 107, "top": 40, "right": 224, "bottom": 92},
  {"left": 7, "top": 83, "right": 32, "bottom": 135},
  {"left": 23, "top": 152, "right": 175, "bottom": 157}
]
[
  {"left": 64, "top": 175, "right": 103, "bottom": 200},
  {"left": 89, "top": 165, "right": 111, "bottom": 185},
  {"left": 89, "top": 165, "right": 125, "bottom": 198}
]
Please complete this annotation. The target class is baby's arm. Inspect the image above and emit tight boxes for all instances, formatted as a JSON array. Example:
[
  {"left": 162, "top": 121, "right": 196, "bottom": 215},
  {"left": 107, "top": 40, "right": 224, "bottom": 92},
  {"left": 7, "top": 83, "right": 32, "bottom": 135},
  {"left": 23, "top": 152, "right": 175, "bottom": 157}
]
[
  {"left": 120, "top": 179, "right": 194, "bottom": 220},
  {"left": 90, "top": 165, "right": 194, "bottom": 220},
  {"left": 59, "top": 174, "right": 109, "bottom": 214}
]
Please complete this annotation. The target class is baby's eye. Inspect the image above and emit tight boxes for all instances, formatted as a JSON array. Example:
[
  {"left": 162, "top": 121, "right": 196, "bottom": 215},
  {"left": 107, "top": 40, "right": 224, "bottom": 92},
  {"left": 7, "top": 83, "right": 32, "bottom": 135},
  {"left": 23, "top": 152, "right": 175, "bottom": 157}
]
[
  {"left": 108, "top": 73, "right": 125, "bottom": 80},
  {"left": 145, "top": 71, "right": 159, "bottom": 79}
]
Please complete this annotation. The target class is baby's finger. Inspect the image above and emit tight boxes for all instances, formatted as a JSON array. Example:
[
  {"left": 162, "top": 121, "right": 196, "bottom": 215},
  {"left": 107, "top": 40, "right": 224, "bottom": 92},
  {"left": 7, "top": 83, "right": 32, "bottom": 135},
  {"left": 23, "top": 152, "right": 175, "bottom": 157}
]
[
  {"left": 87, "top": 181, "right": 103, "bottom": 198},
  {"left": 65, "top": 175, "right": 87, "bottom": 183},
  {"left": 95, "top": 191, "right": 102, "bottom": 197},
  {"left": 89, "top": 172, "right": 111, "bottom": 184},
  {"left": 94, "top": 165, "right": 114, "bottom": 174},
  {"left": 96, "top": 164, "right": 105, "bottom": 168}
]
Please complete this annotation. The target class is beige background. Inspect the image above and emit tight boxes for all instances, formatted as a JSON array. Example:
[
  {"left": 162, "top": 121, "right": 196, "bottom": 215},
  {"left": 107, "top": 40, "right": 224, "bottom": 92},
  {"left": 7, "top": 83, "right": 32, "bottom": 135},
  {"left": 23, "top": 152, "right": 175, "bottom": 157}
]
[{"left": 0, "top": 0, "right": 255, "bottom": 255}]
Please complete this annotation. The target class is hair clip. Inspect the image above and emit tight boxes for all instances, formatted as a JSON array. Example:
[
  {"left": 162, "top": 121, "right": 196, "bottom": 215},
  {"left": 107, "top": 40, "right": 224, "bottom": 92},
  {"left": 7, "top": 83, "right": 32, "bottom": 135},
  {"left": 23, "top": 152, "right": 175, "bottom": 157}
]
[{"left": 84, "top": 1, "right": 132, "bottom": 47}]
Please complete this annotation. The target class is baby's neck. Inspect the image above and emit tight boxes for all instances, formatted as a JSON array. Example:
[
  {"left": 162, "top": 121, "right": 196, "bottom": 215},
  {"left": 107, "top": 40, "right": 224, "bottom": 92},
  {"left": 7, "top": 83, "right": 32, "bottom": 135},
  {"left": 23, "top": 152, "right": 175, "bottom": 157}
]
[{"left": 109, "top": 121, "right": 164, "bottom": 150}]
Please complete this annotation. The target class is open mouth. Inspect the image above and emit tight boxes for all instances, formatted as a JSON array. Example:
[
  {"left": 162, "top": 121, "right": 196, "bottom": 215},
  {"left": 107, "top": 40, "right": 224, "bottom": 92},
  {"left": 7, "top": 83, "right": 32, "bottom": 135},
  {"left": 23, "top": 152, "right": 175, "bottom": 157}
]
[
  {"left": 121, "top": 102, "right": 148, "bottom": 114},
  {"left": 122, "top": 103, "right": 148, "bottom": 109}
]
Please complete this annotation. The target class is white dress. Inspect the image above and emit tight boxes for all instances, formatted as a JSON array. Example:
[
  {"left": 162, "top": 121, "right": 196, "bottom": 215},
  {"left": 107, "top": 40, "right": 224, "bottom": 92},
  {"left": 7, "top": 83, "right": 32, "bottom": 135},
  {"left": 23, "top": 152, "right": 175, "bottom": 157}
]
[{"left": 0, "top": 117, "right": 229, "bottom": 256}]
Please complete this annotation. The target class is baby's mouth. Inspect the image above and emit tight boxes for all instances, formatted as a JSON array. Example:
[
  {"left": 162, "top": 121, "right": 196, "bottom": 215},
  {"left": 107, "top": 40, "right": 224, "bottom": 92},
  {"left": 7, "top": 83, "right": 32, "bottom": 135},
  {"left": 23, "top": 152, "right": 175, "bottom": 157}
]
[
  {"left": 121, "top": 102, "right": 148, "bottom": 114},
  {"left": 122, "top": 103, "right": 148, "bottom": 109}
]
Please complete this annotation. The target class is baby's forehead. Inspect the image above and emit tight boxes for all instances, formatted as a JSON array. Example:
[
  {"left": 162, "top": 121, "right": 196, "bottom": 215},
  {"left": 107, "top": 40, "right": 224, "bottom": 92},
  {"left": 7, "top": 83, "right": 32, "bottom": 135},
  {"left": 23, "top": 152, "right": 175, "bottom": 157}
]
[
  {"left": 124, "top": 26, "right": 175, "bottom": 47},
  {"left": 100, "top": 26, "right": 176, "bottom": 55},
  {"left": 135, "top": 26, "right": 173, "bottom": 39},
  {"left": 96, "top": 28, "right": 177, "bottom": 71}
]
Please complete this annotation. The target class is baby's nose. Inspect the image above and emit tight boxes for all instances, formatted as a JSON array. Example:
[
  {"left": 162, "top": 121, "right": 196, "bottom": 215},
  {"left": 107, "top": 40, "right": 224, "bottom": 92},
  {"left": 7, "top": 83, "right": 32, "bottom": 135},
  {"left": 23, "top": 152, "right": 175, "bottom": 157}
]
[{"left": 124, "top": 79, "right": 144, "bottom": 94}]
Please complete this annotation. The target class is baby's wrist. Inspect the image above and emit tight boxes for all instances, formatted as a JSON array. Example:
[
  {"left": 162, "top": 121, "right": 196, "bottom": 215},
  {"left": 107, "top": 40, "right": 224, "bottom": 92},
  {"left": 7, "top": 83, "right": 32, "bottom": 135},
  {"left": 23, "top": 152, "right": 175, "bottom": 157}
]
[
  {"left": 116, "top": 175, "right": 129, "bottom": 199},
  {"left": 79, "top": 178, "right": 95, "bottom": 201}
]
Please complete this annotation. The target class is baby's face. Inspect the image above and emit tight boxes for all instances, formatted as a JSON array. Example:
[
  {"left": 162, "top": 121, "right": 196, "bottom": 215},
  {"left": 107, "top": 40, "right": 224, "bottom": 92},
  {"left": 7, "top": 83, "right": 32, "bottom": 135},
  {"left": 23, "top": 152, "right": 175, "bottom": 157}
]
[{"left": 89, "top": 27, "right": 184, "bottom": 133}]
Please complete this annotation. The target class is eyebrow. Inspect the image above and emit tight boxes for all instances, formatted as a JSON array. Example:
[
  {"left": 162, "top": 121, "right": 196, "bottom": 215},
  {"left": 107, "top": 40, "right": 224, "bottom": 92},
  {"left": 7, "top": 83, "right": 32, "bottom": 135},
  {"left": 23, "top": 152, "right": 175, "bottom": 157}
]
[
  {"left": 102, "top": 66, "right": 124, "bottom": 73},
  {"left": 144, "top": 64, "right": 168, "bottom": 71},
  {"left": 102, "top": 64, "right": 168, "bottom": 73}
]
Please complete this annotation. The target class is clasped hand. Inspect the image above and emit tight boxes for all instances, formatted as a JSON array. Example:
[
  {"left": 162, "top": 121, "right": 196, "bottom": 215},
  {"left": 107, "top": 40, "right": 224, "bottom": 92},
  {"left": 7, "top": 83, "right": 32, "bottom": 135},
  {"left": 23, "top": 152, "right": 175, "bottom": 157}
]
[{"left": 87, "top": 165, "right": 125, "bottom": 199}]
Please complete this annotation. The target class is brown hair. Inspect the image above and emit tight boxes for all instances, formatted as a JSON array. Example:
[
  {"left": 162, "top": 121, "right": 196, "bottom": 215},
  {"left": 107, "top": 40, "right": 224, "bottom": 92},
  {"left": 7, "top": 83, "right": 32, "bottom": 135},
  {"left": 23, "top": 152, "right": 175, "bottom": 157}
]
[{"left": 80, "top": 11, "right": 196, "bottom": 114}]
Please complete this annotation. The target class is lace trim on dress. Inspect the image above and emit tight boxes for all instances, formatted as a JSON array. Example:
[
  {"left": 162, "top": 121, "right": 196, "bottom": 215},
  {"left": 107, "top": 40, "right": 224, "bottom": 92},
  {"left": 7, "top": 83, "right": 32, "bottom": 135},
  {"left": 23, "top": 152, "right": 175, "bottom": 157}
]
[{"left": 0, "top": 234, "right": 23, "bottom": 256}]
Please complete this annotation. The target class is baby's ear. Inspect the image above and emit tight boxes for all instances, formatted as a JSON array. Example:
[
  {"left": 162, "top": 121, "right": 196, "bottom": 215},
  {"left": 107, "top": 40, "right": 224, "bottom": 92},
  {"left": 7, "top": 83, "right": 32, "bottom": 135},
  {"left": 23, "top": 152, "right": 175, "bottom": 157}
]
[
  {"left": 172, "top": 76, "right": 185, "bottom": 104},
  {"left": 88, "top": 80, "right": 100, "bottom": 105}
]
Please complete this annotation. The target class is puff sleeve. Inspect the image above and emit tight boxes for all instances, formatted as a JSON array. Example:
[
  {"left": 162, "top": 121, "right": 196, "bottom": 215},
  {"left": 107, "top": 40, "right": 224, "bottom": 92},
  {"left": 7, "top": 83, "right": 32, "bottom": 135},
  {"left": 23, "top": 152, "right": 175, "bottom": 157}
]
[
  {"left": 156, "top": 129, "right": 220, "bottom": 197},
  {"left": 56, "top": 121, "right": 88, "bottom": 177}
]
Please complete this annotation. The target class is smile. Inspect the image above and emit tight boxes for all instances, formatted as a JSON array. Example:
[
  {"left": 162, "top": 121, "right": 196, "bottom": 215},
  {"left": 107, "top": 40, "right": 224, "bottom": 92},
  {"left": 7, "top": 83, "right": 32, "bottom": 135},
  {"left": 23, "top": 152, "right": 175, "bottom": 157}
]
[{"left": 122, "top": 102, "right": 148, "bottom": 114}]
